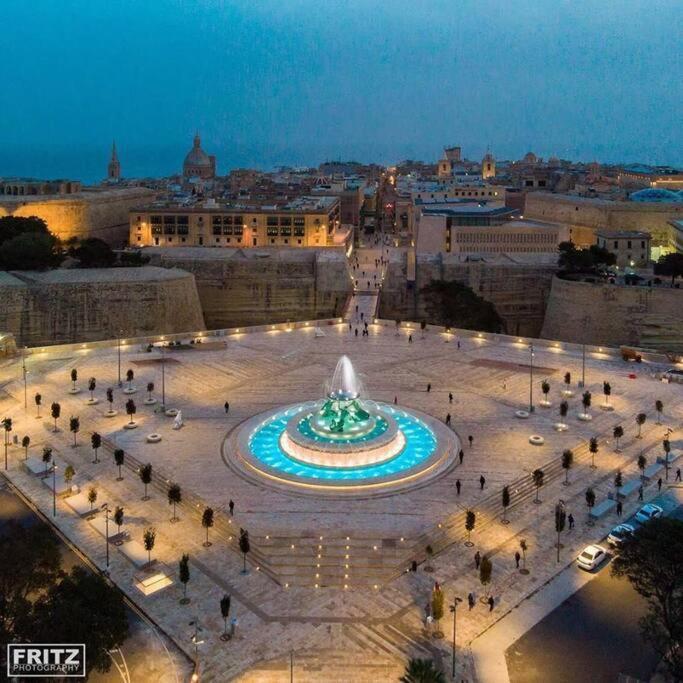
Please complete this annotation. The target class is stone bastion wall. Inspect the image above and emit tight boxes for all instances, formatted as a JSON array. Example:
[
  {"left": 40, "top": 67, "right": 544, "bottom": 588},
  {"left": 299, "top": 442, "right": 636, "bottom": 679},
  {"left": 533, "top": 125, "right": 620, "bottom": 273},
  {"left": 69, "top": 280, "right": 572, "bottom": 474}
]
[
  {"left": 541, "top": 275, "right": 683, "bottom": 353},
  {"left": 0, "top": 267, "right": 205, "bottom": 347}
]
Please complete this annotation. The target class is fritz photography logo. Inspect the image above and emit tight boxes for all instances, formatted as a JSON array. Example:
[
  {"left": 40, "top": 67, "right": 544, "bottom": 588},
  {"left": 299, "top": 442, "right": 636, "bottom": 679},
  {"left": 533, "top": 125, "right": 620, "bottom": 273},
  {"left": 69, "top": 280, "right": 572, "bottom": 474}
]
[{"left": 7, "top": 644, "right": 86, "bottom": 678}]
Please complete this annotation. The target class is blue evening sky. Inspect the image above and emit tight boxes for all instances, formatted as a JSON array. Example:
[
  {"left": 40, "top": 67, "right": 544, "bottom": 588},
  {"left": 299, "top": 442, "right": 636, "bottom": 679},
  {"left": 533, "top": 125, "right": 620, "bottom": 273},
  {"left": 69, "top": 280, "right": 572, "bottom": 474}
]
[{"left": 0, "top": 0, "right": 680, "bottom": 182}]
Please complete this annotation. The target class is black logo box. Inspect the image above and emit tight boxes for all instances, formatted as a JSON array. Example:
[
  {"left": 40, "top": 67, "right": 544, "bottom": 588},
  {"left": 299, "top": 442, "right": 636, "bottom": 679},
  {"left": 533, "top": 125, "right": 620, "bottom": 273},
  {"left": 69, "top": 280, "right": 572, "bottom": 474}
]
[{"left": 7, "top": 644, "right": 86, "bottom": 678}]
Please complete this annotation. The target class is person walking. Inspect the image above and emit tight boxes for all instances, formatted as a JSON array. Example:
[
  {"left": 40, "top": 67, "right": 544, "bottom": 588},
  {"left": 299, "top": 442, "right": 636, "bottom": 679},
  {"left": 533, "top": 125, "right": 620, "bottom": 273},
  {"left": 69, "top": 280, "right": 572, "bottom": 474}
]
[
  {"left": 445, "top": 413, "right": 451, "bottom": 426},
  {"left": 228, "top": 499, "right": 234, "bottom": 516},
  {"left": 468, "top": 593, "right": 475, "bottom": 611},
  {"left": 449, "top": 392, "right": 453, "bottom": 404},
  {"left": 458, "top": 449, "right": 464, "bottom": 465},
  {"left": 427, "top": 383, "right": 431, "bottom": 393},
  {"left": 408, "top": 335, "right": 412, "bottom": 343},
  {"left": 354, "top": 328, "right": 359, "bottom": 337},
  {"left": 488, "top": 596, "right": 494, "bottom": 612},
  {"left": 568, "top": 513, "right": 574, "bottom": 530},
  {"left": 468, "top": 435, "right": 474, "bottom": 448},
  {"left": 455, "top": 479, "right": 461, "bottom": 495},
  {"left": 515, "top": 551, "right": 521, "bottom": 569},
  {"left": 479, "top": 475, "right": 486, "bottom": 490},
  {"left": 394, "top": 396, "right": 398, "bottom": 405},
  {"left": 224, "top": 401, "right": 230, "bottom": 414},
  {"left": 474, "top": 551, "right": 481, "bottom": 569},
  {"left": 616, "top": 500, "right": 623, "bottom": 516},
  {"left": 638, "top": 485, "right": 644, "bottom": 501},
  {"left": 676, "top": 468, "right": 682, "bottom": 482},
  {"left": 457, "top": 340, "right": 461, "bottom": 350},
  {"left": 658, "top": 477, "right": 663, "bottom": 492}
]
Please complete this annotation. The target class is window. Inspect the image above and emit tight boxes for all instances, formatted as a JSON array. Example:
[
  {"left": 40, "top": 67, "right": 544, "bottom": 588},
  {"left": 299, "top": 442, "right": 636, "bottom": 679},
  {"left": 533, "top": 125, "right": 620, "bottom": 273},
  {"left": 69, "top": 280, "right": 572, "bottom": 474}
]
[
  {"left": 293, "top": 217, "right": 305, "bottom": 226},
  {"left": 163, "top": 224, "right": 176, "bottom": 235},
  {"left": 177, "top": 215, "right": 188, "bottom": 225},
  {"left": 280, "top": 227, "right": 291, "bottom": 236},
  {"left": 151, "top": 215, "right": 162, "bottom": 225},
  {"left": 294, "top": 227, "right": 305, "bottom": 237},
  {"left": 223, "top": 215, "right": 233, "bottom": 224},
  {"left": 280, "top": 217, "right": 291, "bottom": 226},
  {"left": 163, "top": 215, "right": 175, "bottom": 225},
  {"left": 212, "top": 216, "right": 221, "bottom": 226},
  {"left": 233, "top": 215, "right": 243, "bottom": 225},
  {"left": 233, "top": 225, "right": 243, "bottom": 236},
  {"left": 151, "top": 225, "right": 162, "bottom": 235},
  {"left": 614, "top": 241, "right": 618, "bottom": 249},
  {"left": 627, "top": 240, "right": 632, "bottom": 249},
  {"left": 267, "top": 216, "right": 278, "bottom": 227},
  {"left": 213, "top": 225, "right": 222, "bottom": 235},
  {"left": 177, "top": 224, "right": 189, "bottom": 235},
  {"left": 267, "top": 227, "right": 278, "bottom": 236},
  {"left": 222, "top": 225, "right": 233, "bottom": 235}
]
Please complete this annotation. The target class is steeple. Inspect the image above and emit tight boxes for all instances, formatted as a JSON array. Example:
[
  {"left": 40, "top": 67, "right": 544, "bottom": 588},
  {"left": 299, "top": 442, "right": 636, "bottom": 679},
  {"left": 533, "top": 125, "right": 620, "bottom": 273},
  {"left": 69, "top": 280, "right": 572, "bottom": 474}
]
[{"left": 107, "top": 140, "right": 121, "bottom": 181}]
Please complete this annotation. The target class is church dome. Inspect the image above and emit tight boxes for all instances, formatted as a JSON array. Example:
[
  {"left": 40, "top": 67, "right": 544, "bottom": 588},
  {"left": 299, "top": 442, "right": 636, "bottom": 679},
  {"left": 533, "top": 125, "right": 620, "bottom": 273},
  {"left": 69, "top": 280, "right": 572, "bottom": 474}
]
[
  {"left": 630, "top": 188, "right": 683, "bottom": 203},
  {"left": 184, "top": 133, "right": 211, "bottom": 168}
]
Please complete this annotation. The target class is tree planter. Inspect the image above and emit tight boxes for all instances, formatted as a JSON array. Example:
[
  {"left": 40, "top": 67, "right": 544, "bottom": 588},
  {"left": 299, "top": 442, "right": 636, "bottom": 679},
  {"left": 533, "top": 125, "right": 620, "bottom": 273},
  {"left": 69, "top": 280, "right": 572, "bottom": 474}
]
[
  {"left": 123, "top": 387, "right": 137, "bottom": 395},
  {"left": 554, "top": 422, "right": 568, "bottom": 432},
  {"left": 529, "top": 435, "right": 545, "bottom": 446},
  {"left": 68, "top": 388, "right": 81, "bottom": 395},
  {"left": 431, "top": 630, "right": 444, "bottom": 639},
  {"left": 600, "top": 404, "right": 614, "bottom": 412},
  {"left": 123, "top": 422, "right": 138, "bottom": 430},
  {"left": 519, "top": 568, "right": 530, "bottom": 575},
  {"left": 515, "top": 410, "right": 530, "bottom": 419},
  {"left": 220, "top": 633, "right": 232, "bottom": 642},
  {"left": 144, "top": 398, "right": 157, "bottom": 405},
  {"left": 86, "top": 398, "right": 99, "bottom": 405},
  {"left": 577, "top": 413, "right": 592, "bottom": 422},
  {"left": 179, "top": 597, "right": 191, "bottom": 605},
  {"left": 561, "top": 390, "right": 574, "bottom": 397},
  {"left": 105, "top": 409, "right": 118, "bottom": 417},
  {"left": 539, "top": 400, "right": 552, "bottom": 408},
  {"left": 146, "top": 433, "right": 162, "bottom": 443},
  {"left": 165, "top": 408, "right": 179, "bottom": 417}
]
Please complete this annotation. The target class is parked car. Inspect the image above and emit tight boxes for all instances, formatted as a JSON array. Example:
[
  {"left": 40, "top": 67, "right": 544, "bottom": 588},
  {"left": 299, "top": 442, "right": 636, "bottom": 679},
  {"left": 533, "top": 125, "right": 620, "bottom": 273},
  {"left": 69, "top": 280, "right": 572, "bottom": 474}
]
[
  {"left": 577, "top": 544, "right": 608, "bottom": 571},
  {"left": 635, "top": 503, "right": 663, "bottom": 524},
  {"left": 607, "top": 523, "right": 635, "bottom": 547}
]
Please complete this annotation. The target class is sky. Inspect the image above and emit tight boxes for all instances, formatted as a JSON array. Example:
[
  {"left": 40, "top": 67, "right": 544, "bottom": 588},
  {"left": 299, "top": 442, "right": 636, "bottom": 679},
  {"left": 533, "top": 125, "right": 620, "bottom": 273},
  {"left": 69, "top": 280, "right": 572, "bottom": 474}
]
[{"left": 1, "top": 0, "right": 681, "bottom": 182}]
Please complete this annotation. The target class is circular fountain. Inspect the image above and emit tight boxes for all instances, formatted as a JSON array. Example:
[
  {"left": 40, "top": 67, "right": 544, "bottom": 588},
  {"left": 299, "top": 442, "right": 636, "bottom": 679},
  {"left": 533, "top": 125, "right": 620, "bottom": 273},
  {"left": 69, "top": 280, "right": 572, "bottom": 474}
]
[{"left": 226, "top": 356, "right": 458, "bottom": 495}]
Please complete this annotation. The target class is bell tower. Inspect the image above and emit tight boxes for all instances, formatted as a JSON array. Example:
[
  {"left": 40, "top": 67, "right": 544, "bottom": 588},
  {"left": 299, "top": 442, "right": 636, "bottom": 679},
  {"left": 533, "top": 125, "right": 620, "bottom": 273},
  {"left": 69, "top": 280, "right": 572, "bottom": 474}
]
[{"left": 107, "top": 141, "right": 121, "bottom": 181}]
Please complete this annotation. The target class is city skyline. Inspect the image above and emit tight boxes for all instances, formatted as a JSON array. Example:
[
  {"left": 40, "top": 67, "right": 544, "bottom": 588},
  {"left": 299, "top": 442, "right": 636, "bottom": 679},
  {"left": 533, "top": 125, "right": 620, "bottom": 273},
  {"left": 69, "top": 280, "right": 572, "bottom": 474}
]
[{"left": 1, "top": 0, "right": 681, "bottom": 182}]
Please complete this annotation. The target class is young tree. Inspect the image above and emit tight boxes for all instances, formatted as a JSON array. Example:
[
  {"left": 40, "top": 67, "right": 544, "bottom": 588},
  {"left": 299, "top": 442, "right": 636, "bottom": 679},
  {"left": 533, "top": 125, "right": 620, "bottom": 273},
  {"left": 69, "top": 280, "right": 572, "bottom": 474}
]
[
  {"left": 519, "top": 539, "right": 529, "bottom": 574},
  {"left": 239, "top": 528, "right": 250, "bottom": 574},
  {"left": 126, "top": 369, "right": 134, "bottom": 391},
  {"left": 51, "top": 402, "right": 61, "bottom": 432},
  {"left": 42, "top": 446, "right": 52, "bottom": 475},
  {"left": 603, "top": 381, "right": 611, "bottom": 405},
  {"left": 179, "top": 554, "right": 190, "bottom": 604},
  {"left": 114, "top": 448, "right": 125, "bottom": 481},
  {"left": 21, "top": 435, "right": 30, "bottom": 460},
  {"left": 146, "top": 382, "right": 155, "bottom": 402},
  {"left": 585, "top": 487, "right": 596, "bottom": 525},
  {"left": 501, "top": 486, "right": 511, "bottom": 524},
  {"left": 91, "top": 432, "right": 102, "bottom": 464},
  {"left": 430, "top": 582, "right": 444, "bottom": 637},
  {"left": 220, "top": 594, "right": 232, "bottom": 640},
  {"left": 655, "top": 399, "right": 664, "bottom": 425},
  {"left": 64, "top": 464, "right": 75, "bottom": 488},
  {"left": 541, "top": 380, "right": 550, "bottom": 404},
  {"left": 559, "top": 400, "right": 569, "bottom": 421},
  {"left": 143, "top": 528, "right": 156, "bottom": 566},
  {"left": 589, "top": 437, "right": 599, "bottom": 468},
  {"left": 35, "top": 392, "right": 42, "bottom": 418},
  {"left": 638, "top": 454, "right": 648, "bottom": 481},
  {"left": 125, "top": 399, "right": 136, "bottom": 425},
  {"left": 88, "top": 377, "right": 96, "bottom": 401},
  {"left": 70, "top": 368, "right": 78, "bottom": 392},
  {"left": 87, "top": 486, "right": 97, "bottom": 511},
  {"left": 532, "top": 469, "right": 544, "bottom": 503},
  {"left": 653, "top": 251, "right": 683, "bottom": 286},
  {"left": 613, "top": 425, "right": 624, "bottom": 452},
  {"left": 202, "top": 507, "right": 214, "bottom": 547},
  {"left": 581, "top": 391, "right": 592, "bottom": 417},
  {"left": 106, "top": 387, "right": 114, "bottom": 413},
  {"left": 168, "top": 483, "right": 182, "bottom": 522},
  {"left": 139, "top": 463, "right": 152, "bottom": 500},
  {"left": 424, "top": 545, "right": 434, "bottom": 572},
  {"left": 1, "top": 417, "right": 10, "bottom": 470},
  {"left": 113, "top": 506, "right": 124, "bottom": 539},
  {"left": 663, "top": 439, "right": 672, "bottom": 480},
  {"left": 636, "top": 412, "right": 647, "bottom": 438},
  {"left": 561, "top": 449, "right": 574, "bottom": 485},
  {"left": 555, "top": 503, "right": 566, "bottom": 562},
  {"left": 69, "top": 416, "right": 80, "bottom": 447},
  {"left": 564, "top": 371, "right": 571, "bottom": 388},
  {"left": 479, "top": 555, "right": 493, "bottom": 599},
  {"left": 614, "top": 470, "right": 623, "bottom": 498},
  {"left": 465, "top": 510, "right": 476, "bottom": 546}
]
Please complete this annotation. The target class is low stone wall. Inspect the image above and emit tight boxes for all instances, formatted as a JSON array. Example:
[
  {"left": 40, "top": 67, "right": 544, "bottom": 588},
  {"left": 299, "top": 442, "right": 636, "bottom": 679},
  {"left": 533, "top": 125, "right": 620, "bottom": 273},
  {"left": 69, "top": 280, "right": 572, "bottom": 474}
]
[
  {"left": 541, "top": 275, "right": 683, "bottom": 353},
  {"left": 144, "top": 247, "right": 351, "bottom": 329},
  {"left": 0, "top": 267, "right": 205, "bottom": 347}
]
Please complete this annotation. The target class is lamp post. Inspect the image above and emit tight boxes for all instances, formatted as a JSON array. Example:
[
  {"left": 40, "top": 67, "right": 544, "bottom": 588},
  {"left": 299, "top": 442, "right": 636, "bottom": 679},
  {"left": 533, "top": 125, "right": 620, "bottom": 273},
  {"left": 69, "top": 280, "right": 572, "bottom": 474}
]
[
  {"left": 117, "top": 330, "right": 123, "bottom": 388},
  {"left": 528, "top": 343, "right": 535, "bottom": 413},
  {"left": 449, "top": 595, "right": 462, "bottom": 678},
  {"left": 52, "top": 463, "right": 58, "bottom": 517},
  {"left": 100, "top": 503, "right": 110, "bottom": 572},
  {"left": 189, "top": 618, "right": 204, "bottom": 682},
  {"left": 22, "top": 347, "right": 28, "bottom": 410},
  {"left": 160, "top": 345, "right": 166, "bottom": 411}
]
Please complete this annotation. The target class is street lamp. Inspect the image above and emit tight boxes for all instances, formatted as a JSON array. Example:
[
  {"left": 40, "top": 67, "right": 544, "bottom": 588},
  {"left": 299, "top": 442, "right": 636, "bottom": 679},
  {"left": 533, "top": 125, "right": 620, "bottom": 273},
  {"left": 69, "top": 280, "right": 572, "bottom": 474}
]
[
  {"left": 189, "top": 618, "right": 204, "bottom": 681},
  {"left": 22, "top": 347, "right": 28, "bottom": 410},
  {"left": 528, "top": 343, "right": 535, "bottom": 413},
  {"left": 160, "top": 344, "right": 166, "bottom": 411},
  {"left": 117, "top": 330, "right": 123, "bottom": 388},
  {"left": 100, "top": 503, "right": 110, "bottom": 572},
  {"left": 449, "top": 595, "right": 462, "bottom": 678},
  {"left": 51, "top": 463, "right": 58, "bottom": 517}
]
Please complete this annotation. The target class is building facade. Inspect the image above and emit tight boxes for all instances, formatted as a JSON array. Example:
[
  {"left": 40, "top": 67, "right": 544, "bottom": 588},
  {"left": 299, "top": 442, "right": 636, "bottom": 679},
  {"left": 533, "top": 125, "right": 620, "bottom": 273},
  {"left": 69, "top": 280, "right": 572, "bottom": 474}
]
[
  {"left": 183, "top": 133, "right": 216, "bottom": 179},
  {"left": 596, "top": 230, "right": 651, "bottom": 268}
]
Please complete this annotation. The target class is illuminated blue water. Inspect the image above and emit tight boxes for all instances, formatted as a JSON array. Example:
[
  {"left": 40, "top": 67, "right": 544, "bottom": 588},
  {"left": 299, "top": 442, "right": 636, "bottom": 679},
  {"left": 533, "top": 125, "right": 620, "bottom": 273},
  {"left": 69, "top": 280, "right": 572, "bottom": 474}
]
[{"left": 248, "top": 403, "right": 438, "bottom": 481}]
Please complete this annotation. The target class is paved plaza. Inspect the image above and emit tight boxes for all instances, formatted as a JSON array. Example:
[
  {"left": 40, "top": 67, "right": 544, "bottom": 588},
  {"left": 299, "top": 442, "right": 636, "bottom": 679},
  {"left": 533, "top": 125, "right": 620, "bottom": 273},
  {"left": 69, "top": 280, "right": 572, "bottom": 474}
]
[{"left": 0, "top": 314, "right": 681, "bottom": 681}]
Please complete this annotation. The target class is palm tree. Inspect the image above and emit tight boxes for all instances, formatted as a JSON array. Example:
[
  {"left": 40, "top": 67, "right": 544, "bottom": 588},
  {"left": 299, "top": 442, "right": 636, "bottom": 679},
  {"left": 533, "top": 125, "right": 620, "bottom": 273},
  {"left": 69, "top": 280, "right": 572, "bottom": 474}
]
[
  {"left": 64, "top": 464, "right": 75, "bottom": 488},
  {"left": 479, "top": 555, "right": 493, "bottom": 599},
  {"left": 91, "top": 432, "right": 101, "bottom": 463},
  {"left": 501, "top": 486, "right": 511, "bottom": 524},
  {"left": 541, "top": 380, "right": 550, "bottom": 404},
  {"left": 613, "top": 425, "right": 624, "bottom": 452},
  {"left": 42, "top": 447, "right": 52, "bottom": 475},
  {"left": 179, "top": 554, "right": 190, "bottom": 604},
  {"left": 70, "top": 368, "right": 78, "bottom": 392},
  {"left": 220, "top": 594, "right": 232, "bottom": 640},
  {"left": 88, "top": 377, "right": 96, "bottom": 401},
  {"left": 636, "top": 412, "right": 647, "bottom": 438},
  {"left": 113, "top": 507, "right": 124, "bottom": 541},
  {"left": 114, "top": 448, "right": 125, "bottom": 480},
  {"left": 126, "top": 369, "right": 135, "bottom": 391},
  {"left": 464, "top": 510, "right": 476, "bottom": 546},
  {"left": 655, "top": 399, "right": 663, "bottom": 425},
  {"left": 35, "top": 392, "right": 42, "bottom": 418},
  {"left": 202, "top": 507, "right": 214, "bottom": 547},
  {"left": 602, "top": 381, "right": 611, "bottom": 406},
  {"left": 87, "top": 486, "right": 97, "bottom": 510},
  {"left": 532, "top": 469, "right": 544, "bottom": 503},
  {"left": 400, "top": 658, "right": 445, "bottom": 683},
  {"left": 139, "top": 463, "right": 152, "bottom": 500},
  {"left": 637, "top": 453, "right": 647, "bottom": 481},
  {"left": 239, "top": 528, "right": 250, "bottom": 574},
  {"left": 168, "top": 483, "right": 182, "bottom": 522},
  {"left": 143, "top": 528, "right": 156, "bottom": 566},
  {"left": 585, "top": 487, "right": 596, "bottom": 526},
  {"left": 125, "top": 399, "right": 136, "bottom": 425},
  {"left": 69, "top": 416, "right": 80, "bottom": 447},
  {"left": 51, "top": 402, "right": 61, "bottom": 432},
  {"left": 561, "top": 449, "right": 573, "bottom": 485},
  {"left": 581, "top": 391, "right": 592, "bottom": 418},
  {"left": 21, "top": 435, "right": 30, "bottom": 460},
  {"left": 589, "top": 437, "right": 599, "bottom": 469}
]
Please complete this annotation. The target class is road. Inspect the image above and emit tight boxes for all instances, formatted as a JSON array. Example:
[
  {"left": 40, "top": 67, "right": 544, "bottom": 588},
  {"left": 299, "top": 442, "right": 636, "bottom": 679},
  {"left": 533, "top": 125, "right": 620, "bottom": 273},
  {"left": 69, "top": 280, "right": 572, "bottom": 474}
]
[{"left": 506, "top": 493, "right": 682, "bottom": 683}]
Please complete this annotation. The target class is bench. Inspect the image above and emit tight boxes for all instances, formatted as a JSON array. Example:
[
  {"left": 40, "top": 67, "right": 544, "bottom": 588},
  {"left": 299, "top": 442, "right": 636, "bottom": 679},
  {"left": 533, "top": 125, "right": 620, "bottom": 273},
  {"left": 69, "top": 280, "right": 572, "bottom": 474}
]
[
  {"left": 42, "top": 474, "right": 77, "bottom": 497},
  {"left": 618, "top": 479, "right": 641, "bottom": 499},
  {"left": 643, "top": 462, "right": 664, "bottom": 481},
  {"left": 64, "top": 492, "right": 96, "bottom": 517},
  {"left": 88, "top": 515, "right": 128, "bottom": 542},
  {"left": 120, "top": 540, "right": 155, "bottom": 569},
  {"left": 590, "top": 498, "right": 616, "bottom": 519}
]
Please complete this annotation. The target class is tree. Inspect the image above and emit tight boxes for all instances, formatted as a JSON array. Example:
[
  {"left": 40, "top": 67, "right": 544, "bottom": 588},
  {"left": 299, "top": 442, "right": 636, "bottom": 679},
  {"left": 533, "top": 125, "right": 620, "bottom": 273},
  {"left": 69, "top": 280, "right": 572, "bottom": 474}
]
[
  {"left": 541, "top": 380, "right": 550, "bottom": 403},
  {"left": 69, "top": 416, "right": 80, "bottom": 447},
  {"left": 220, "top": 594, "right": 232, "bottom": 640},
  {"left": 143, "top": 528, "right": 156, "bottom": 566},
  {"left": 421, "top": 280, "right": 503, "bottom": 333},
  {"left": 663, "top": 439, "right": 672, "bottom": 480},
  {"left": 87, "top": 486, "right": 98, "bottom": 511},
  {"left": 114, "top": 448, "right": 125, "bottom": 480},
  {"left": 239, "top": 528, "right": 250, "bottom": 574},
  {"left": 638, "top": 454, "right": 648, "bottom": 481},
  {"left": 564, "top": 371, "right": 571, "bottom": 387},
  {"left": 88, "top": 377, "right": 96, "bottom": 401},
  {"left": 501, "top": 486, "right": 511, "bottom": 524},
  {"left": 636, "top": 412, "right": 647, "bottom": 438},
  {"left": 139, "top": 463, "right": 152, "bottom": 500},
  {"left": 0, "top": 230, "right": 61, "bottom": 271},
  {"left": 479, "top": 555, "right": 493, "bottom": 598},
  {"left": 585, "top": 487, "right": 596, "bottom": 525},
  {"left": 202, "top": 507, "right": 215, "bottom": 547},
  {"left": 561, "top": 449, "right": 574, "bottom": 485},
  {"left": 653, "top": 252, "right": 683, "bottom": 286},
  {"left": 168, "top": 483, "right": 182, "bottom": 522},
  {"left": 430, "top": 582, "right": 444, "bottom": 637},
  {"left": 400, "top": 658, "right": 445, "bottom": 683},
  {"left": 420, "top": 320, "right": 427, "bottom": 339},
  {"left": 611, "top": 518, "right": 683, "bottom": 681},
  {"left": 64, "top": 464, "right": 75, "bottom": 488},
  {"left": 519, "top": 539, "right": 529, "bottom": 574},
  {"left": 465, "top": 510, "right": 476, "bottom": 546},
  {"left": 603, "top": 381, "right": 611, "bottom": 405},
  {"left": 557, "top": 241, "right": 616, "bottom": 273},
  {"left": 106, "top": 387, "right": 114, "bottom": 412},
  {"left": 41, "top": 447, "right": 52, "bottom": 475},
  {"left": 21, "top": 435, "right": 30, "bottom": 460},
  {"left": 68, "top": 237, "right": 116, "bottom": 268},
  {"left": 559, "top": 400, "right": 568, "bottom": 420},
  {"left": 91, "top": 431, "right": 102, "bottom": 463},
  {"left": 126, "top": 369, "right": 134, "bottom": 390},
  {"left": 424, "top": 545, "right": 434, "bottom": 572},
  {"left": 51, "top": 402, "right": 61, "bottom": 432},
  {"left": 113, "top": 507, "right": 124, "bottom": 537},
  {"left": 71, "top": 368, "right": 78, "bottom": 391},
  {"left": 147, "top": 382, "right": 155, "bottom": 401},
  {"left": 581, "top": 391, "right": 592, "bottom": 417},
  {"left": 125, "top": 399, "right": 136, "bottom": 425},
  {"left": 555, "top": 503, "right": 566, "bottom": 562},
  {"left": 589, "top": 437, "right": 599, "bottom": 468},
  {"left": 613, "top": 425, "right": 624, "bottom": 451},
  {"left": 655, "top": 399, "right": 664, "bottom": 425},
  {"left": 179, "top": 554, "right": 190, "bottom": 604},
  {"left": 614, "top": 470, "right": 623, "bottom": 498},
  {"left": 1, "top": 417, "right": 10, "bottom": 470},
  {"left": 35, "top": 392, "right": 42, "bottom": 418},
  {"left": 532, "top": 469, "right": 544, "bottom": 503}
]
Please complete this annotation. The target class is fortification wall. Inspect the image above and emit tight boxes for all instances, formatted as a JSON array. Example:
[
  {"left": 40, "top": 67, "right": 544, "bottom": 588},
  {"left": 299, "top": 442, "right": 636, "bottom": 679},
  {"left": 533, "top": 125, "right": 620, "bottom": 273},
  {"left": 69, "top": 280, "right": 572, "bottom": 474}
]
[
  {"left": 145, "top": 247, "right": 351, "bottom": 329},
  {"left": 541, "top": 275, "right": 683, "bottom": 353},
  {"left": 0, "top": 267, "right": 204, "bottom": 347}
]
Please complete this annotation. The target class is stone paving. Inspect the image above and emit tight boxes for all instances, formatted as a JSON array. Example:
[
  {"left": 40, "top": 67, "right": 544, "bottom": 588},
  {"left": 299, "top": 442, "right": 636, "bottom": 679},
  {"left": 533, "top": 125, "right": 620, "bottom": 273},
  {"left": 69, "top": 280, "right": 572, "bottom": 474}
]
[{"left": 0, "top": 308, "right": 681, "bottom": 681}]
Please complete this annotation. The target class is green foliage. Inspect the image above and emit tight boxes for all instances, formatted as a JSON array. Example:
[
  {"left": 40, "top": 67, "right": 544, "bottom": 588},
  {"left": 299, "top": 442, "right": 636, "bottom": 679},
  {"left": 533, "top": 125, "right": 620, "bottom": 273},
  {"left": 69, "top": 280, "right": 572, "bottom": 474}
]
[
  {"left": 557, "top": 241, "right": 616, "bottom": 273},
  {"left": 421, "top": 279, "right": 503, "bottom": 333},
  {"left": 202, "top": 507, "right": 214, "bottom": 530},
  {"left": 68, "top": 238, "right": 116, "bottom": 268},
  {"left": 479, "top": 555, "right": 493, "bottom": 591},
  {"left": 585, "top": 487, "right": 596, "bottom": 508},
  {"left": 168, "top": 483, "right": 182, "bottom": 505},
  {"left": 465, "top": 510, "right": 476, "bottom": 533},
  {"left": 0, "top": 216, "right": 61, "bottom": 270},
  {"left": 119, "top": 250, "right": 150, "bottom": 267},
  {"left": 431, "top": 584, "right": 444, "bottom": 621},
  {"left": 220, "top": 593, "right": 231, "bottom": 619},
  {"left": 400, "top": 658, "right": 446, "bottom": 683},
  {"left": 502, "top": 485, "right": 511, "bottom": 508},
  {"left": 654, "top": 252, "right": 683, "bottom": 285},
  {"left": 179, "top": 554, "right": 190, "bottom": 586}
]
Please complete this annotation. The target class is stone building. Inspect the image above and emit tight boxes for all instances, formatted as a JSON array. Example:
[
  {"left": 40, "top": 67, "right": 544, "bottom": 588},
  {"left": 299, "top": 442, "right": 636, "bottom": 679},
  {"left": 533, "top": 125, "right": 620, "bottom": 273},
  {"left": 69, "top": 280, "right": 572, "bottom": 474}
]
[
  {"left": 183, "top": 132, "right": 216, "bottom": 179},
  {"left": 596, "top": 230, "right": 651, "bottom": 268},
  {"left": 481, "top": 152, "right": 496, "bottom": 179},
  {"left": 0, "top": 177, "right": 82, "bottom": 196}
]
